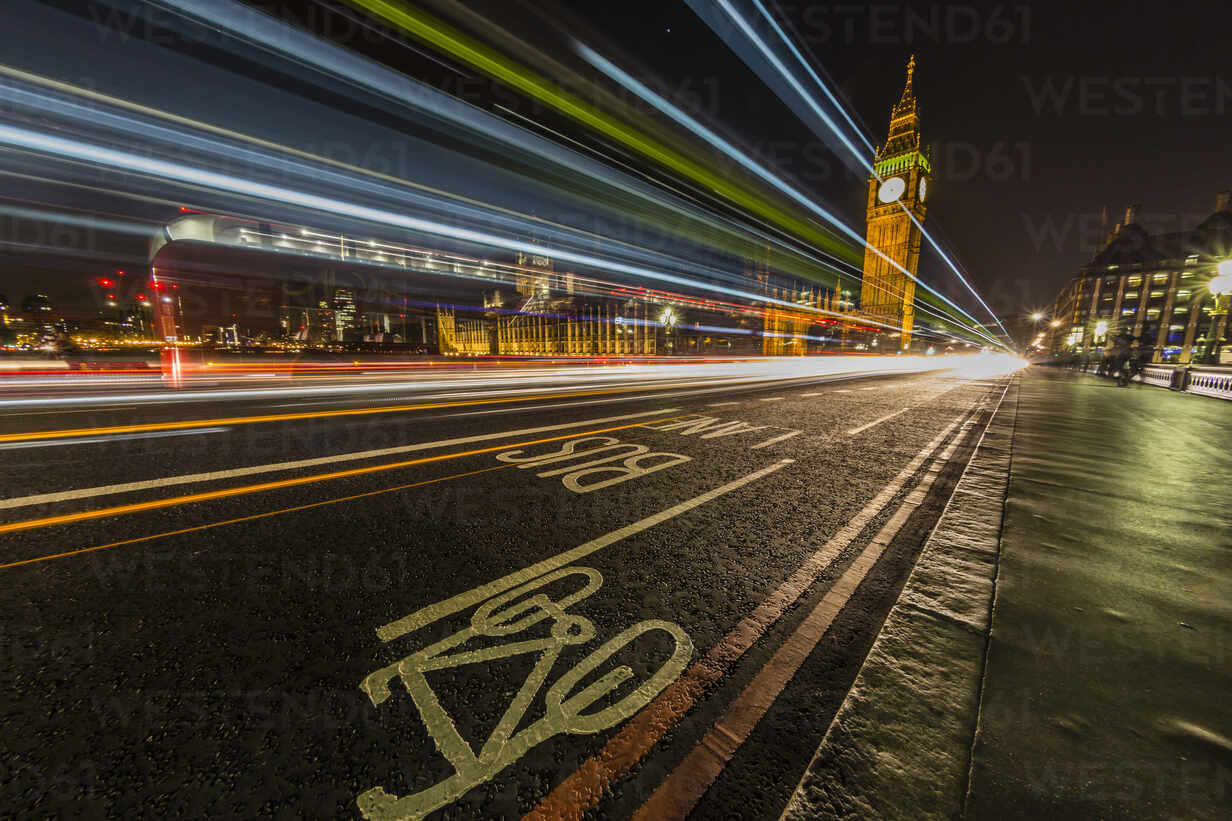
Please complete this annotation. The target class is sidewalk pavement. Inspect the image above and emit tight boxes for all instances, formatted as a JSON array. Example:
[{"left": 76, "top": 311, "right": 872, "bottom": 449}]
[
  {"left": 783, "top": 367, "right": 1232, "bottom": 820},
  {"left": 966, "top": 367, "right": 1232, "bottom": 819}
]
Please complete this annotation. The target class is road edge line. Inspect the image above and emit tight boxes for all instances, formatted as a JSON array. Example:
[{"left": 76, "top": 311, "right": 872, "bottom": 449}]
[
  {"left": 523, "top": 400, "right": 980, "bottom": 821},
  {"left": 635, "top": 388, "right": 992, "bottom": 821},
  {"left": 778, "top": 376, "right": 1018, "bottom": 821}
]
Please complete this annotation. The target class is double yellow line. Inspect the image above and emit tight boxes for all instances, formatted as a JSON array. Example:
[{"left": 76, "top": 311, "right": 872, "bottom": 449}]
[
  {"left": 0, "top": 416, "right": 682, "bottom": 536},
  {"left": 0, "top": 385, "right": 668, "bottom": 444}
]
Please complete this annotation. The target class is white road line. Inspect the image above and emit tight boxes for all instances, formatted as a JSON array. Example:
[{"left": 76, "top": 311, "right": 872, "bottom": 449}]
[
  {"left": 749, "top": 431, "right": 802, "bottom": 449},
  {"left": 0, "top": 408, "right": 680, "bottom": 511},
  {"left": 846, "top": 407, "right": 912, "bottom": 436},
  {"left": 706, "top": 402, "right": 740, "bottom": 407},
  {"left": 448, "top": 389, "right": 731, "bottom": 417},
  {"left": 758, "top": 397, "right": 785, "bottom": 402},
  {"left": 859, "top": 386, "right": 879, "bottom": 391},
  {"left": 799, "top": 393, "right": 823, "bottom": 397},
  {"left": 0, "top": 427, "right": 229, "bottom": 450},
  {"left": 375, "top": 458, "right": 795, "bottom": 643},
  {"left": 0, "top": 405, "right": 139, "bottom": 417},
  {"left": 833, "top": 389, "right": 852, "bottom": 393}
]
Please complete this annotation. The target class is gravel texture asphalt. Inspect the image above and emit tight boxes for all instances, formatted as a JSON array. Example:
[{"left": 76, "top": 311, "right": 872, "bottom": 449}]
[{"left": 0, "top": 365, "right": 1008, "bottom": 819}]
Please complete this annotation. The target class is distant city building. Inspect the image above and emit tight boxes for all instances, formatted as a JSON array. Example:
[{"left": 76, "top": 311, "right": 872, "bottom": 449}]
[
  {"left": 859, "top": 55, "right": 931, "bottom": 350},
  {"left": 1044, "top": 192, "right": 1232, "bottom": 365},
  {"left": 332, "top": 287, "right": 359, "bottom": 340},
  {"left": 0, "top": 294, "right": 11, "bottom": 346},
  {"left": 22, "top": 293, "right": 53, "bottom": 313}
]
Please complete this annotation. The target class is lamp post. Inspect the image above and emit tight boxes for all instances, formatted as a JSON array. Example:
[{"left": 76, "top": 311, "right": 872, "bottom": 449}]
[
  {"left": 659, "top": 306, "right": 678, "bottom": 355},
  {"left": 1206, "top": 259, "right": 1232, "bottom": 364}
]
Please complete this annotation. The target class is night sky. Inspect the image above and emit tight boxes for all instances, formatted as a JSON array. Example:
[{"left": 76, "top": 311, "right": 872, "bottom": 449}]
[
  {"left": 559, "top": 0, "right": 1232, "bottom": 315},
  {"left": 1, "top": 0, "right": 1229, "bottom": 324}
]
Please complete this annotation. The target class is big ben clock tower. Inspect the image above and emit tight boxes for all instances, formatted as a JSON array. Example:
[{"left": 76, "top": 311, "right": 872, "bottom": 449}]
[{"left": 859, "top": 55, "right": 931, "bottom": 349}]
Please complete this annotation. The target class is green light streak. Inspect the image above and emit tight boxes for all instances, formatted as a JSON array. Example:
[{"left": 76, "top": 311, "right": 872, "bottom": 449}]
[{"left": 346, "top": 0, "right": 859, "bottom": 267}]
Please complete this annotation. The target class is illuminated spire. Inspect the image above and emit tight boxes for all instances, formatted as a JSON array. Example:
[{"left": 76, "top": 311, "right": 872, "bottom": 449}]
[
  {"left": 893, "top": 54, "right": 918, "bottom": 117},
  {"left": 879, "top": 54, "right": 922, "bottom": 157}
]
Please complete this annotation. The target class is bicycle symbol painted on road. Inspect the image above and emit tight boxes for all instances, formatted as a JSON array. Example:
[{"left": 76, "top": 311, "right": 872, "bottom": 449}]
[{"left": 358, "top": 566, "right": 693, "bottom": 821}]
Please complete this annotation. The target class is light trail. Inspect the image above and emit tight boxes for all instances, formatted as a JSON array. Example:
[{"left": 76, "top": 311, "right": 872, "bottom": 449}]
[
  {"left": 574, "top": 43, "right": 1005, "bottom": 349},
  {"left": 0, "top": 64, "right": 849, "bottom": 326},
  {"left": 0, "top": 385, "right": 683, "bottom": 441},
  {"left": 0, "top": 60, "right": 921, "bottom": 340},
  {"left": 695, "top": 0, "right": 1013, "bottom": 342},
  {"left": 308, "top": 0, "right": 1007, "bottom": 349},
  {"left": 0, "top": 121, "right": 953, "bottom": 345},
  {"left": 124, "top": 0, "right": 849, "bottom": 286},
  {"left": 342, "top": 0, "right": 858, "bottom": 264},
  {"left": 1, "top": 1, "right": 1007, "bottom": 354}
]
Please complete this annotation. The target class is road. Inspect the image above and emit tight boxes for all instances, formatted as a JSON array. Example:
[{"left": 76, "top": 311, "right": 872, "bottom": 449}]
[{"left": 0, "top": 359, "right": 1013, "bottom": 819}]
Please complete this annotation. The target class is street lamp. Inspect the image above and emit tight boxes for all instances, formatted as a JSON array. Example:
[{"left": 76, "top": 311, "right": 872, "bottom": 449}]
[
  {"left": 1205, "top": 259, "right": 1232, "bottom": 363},
  {"left": 1211, "top": 260, "right": 1232, "bottom": 306},
  {"left": 1030, "top": 312, "right": 1043, "bottom": 321},
  {"left": 659, "top": 306, "right": 678, "bottom": 355}
]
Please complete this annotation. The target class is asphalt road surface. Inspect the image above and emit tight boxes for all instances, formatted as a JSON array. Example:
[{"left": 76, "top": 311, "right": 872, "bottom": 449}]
[{"left": 0, "top": 362, "right": 1010, "bottom": 819}]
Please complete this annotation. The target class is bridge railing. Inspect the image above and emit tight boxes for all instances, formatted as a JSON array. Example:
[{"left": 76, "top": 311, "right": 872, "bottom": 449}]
[
  {"left": 1186, "top": 367, "right": 1232, "bottom": 401},
  {"left": 1141, "top": 364, "right": 1176, "bottom": 389},
  {"left": 1134, "top": 364, "right": 1232, "bottom": 401}
]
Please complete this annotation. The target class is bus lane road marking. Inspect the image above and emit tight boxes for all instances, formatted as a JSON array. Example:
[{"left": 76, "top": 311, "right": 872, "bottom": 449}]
[
  {"left": 495, "top": 437, "right": 692, "bottom": 494},
  {"left": 642, "top": 414, "right": 803, "bottom": 452},
  {"left": 0, "top": 408, "right": 681, "bottom": 512},
  {"left": 356, "top": 460, "right": 794, "bottom": 821},
  {"left": 749, "top": 430, "right": 802, "bottom": 449},
  {"left": 0, "top": 415, "right": 688, "bottom": 535},
  {"left": 845, "top": 406, "right": 912, "bottom": 436}
]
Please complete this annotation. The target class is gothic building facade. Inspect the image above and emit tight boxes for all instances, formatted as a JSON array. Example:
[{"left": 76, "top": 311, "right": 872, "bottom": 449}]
[{"left": 859, "top": 56, "right": 931, "bottom": 349}]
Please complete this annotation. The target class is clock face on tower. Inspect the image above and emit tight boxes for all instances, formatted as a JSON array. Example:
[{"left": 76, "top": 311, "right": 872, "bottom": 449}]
[
  {"left": 877, "top": 176, "right": 906, "bottom": 203},
  {"left": 918, "top": 177, "right": 928, "bottom": 202}
]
